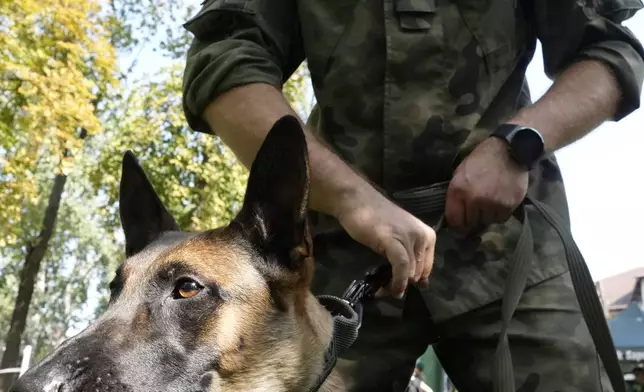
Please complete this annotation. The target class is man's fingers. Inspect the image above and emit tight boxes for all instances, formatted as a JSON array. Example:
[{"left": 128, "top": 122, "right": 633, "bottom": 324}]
[
  {"left": 374, "top": 287, "right": 389, "bottom": 298},
  {"left": 412, "top": 225, "right": 436, "bottom": 283},
  {"left": 445, "top": 191, "right": 466, "bottom": 231},
  {"left": 420, "top": 234, "right": 435, "bottom": 283},
  {"left": 464, "top": 200, "right": 481, "bottom": 231},
  {"left": 496, "top": 204, "right": 514, "bottom": 223},
  {"left": 482, "top": 203, "right": 513, "bottom": 226},
  {"left": 412, "top": 233, "right": 428, "bottom": 282},
  {"left": 383, "top": 237, "right": 411, "bottom": 298},
  {"left": 480, "top": 205, "right": 498, "bottom": 226}
]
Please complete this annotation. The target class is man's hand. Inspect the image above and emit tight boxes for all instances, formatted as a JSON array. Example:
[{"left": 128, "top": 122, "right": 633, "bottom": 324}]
[
  {"left": 335, "top": 186, "right": 436, "bottom": 298},
  {"left": 445, "top": 137, "right": 529, "bottom": 232}
]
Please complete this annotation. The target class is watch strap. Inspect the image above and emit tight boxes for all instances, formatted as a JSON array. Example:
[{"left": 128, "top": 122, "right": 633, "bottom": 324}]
[{"left": 492, "top": 123, "right": 523, "bottom": 141}]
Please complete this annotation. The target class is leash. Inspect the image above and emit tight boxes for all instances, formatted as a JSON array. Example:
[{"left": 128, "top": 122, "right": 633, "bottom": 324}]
[{"left": 392, "top": 181, "right": 625, "bottom": 392}]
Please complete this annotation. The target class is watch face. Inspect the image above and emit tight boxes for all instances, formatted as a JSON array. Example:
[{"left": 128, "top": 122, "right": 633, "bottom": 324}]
[{"left": 510, "top": 128, "right": 544, "bottom": 167}]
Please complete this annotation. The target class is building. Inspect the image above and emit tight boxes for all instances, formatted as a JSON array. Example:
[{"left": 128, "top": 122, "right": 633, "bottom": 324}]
[
  {"left": 596, "top": 267, "right": 644, "bottom": 319},
  {"left": 595, "top": 267, "right": 644, "bottom": 388}
]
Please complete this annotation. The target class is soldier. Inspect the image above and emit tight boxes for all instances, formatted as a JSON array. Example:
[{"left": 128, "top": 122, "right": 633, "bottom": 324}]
[
  {"left": 181, "top": 0, "right": 644, "bottom": 390},
  {"left": 632, "top": 366, "right": 644, "bottom": 392},
  {"left": 407, "top": 362, "right": 433, "bottom": 392}
]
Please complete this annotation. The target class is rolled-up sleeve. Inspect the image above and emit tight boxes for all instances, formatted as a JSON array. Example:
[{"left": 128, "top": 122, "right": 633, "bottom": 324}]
[
  {"left": 182, "top": 0, "right": 303, "bottom": 133},
  {"left": 533, "top": 0, "right": 644, "bottom": 120}
]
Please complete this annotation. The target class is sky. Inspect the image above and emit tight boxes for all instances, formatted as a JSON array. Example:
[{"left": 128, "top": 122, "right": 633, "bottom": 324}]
[{"left": 123, "top": 11, "right": 644, "bottom": 283}]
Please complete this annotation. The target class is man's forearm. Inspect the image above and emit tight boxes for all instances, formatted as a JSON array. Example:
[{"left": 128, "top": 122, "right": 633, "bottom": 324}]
[
  {"left": 509, "top": 59, "right": 621, "bottom": 153},
  {"left": 202, "top": 83, "right": 370, "bottom": 218}
]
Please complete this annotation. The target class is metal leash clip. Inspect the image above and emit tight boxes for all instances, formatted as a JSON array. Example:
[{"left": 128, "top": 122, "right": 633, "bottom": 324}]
[
  {"left": 341, "top": 280, "right": 366, "bottom": 329},
  {"left": 341, "top": 263, "right": 393, "bottom": 329}
]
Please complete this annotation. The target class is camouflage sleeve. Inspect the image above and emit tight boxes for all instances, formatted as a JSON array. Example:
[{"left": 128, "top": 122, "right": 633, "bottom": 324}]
[
  {"left": 532, "top": 0, "right": 644, "bottom": 120},
  {"left": 181, "top": 0, "right": 304, "bottom": 133}
]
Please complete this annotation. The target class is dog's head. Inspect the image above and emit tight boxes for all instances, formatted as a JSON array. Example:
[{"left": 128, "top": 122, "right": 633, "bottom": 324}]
[{"left": 12, "top": 115, "right": 334, "bottom": 392}]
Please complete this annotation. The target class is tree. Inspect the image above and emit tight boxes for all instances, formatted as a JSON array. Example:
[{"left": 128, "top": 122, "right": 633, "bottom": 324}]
[
  {"left": 0, "top": 1, "right": 313, "bottom": 387},
  {"left": 0, "top": 0, "right": 118, "bottom": 388},
  {"left": 0, "top": 157, "right": 69, "bottom": 387},
  {"left": 86, "top": 61, "right": 311, "bottom": 308},
  {"left": 90, "top": 65, "right": 247, "bottom": 233},
  {"left": 0, "top": 0, "right": 117, "bottom": 247}
]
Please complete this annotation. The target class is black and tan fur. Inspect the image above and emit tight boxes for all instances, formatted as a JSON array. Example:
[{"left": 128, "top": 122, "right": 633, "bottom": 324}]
[{"left": 11, "top": 116, "right": 346, "bottom": 392}]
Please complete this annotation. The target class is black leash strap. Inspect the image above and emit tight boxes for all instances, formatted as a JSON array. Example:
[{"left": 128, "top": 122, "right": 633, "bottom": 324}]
[
  {"left": 309, "top": 294, "right": 362, "bottom": 392},
  {"left": 527, "top": 196, "right": 624, "bottom": 391},
  {"left": 393, "top": 182, "right": 625, "bottom": 392}
]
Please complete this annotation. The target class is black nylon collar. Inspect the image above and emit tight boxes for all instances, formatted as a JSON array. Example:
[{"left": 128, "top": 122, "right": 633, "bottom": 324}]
[
  {"left": 307, "top": 296, "right": 356, "bottom": 392},
  {"left": 307, "top": 267, "right": 391, "bottom": 392}
]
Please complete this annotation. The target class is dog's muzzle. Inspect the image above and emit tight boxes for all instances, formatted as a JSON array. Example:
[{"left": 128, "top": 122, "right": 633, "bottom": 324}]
[{"left": 9, "top": 338, "right": 129, "bottom": 392}]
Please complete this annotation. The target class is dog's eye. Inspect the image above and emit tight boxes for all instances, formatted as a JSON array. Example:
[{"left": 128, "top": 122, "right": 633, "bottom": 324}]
[{"left": 173, "top": 279, "right": 203, "bottom": 299}]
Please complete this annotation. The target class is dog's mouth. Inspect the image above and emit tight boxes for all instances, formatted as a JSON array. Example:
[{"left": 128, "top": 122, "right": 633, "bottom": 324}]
[
  {"left": 15, "top": 373, "right": 212, "bottom": 392},
  {"left": 11, "top": 360, "right": 133, "bottom": 392},
  {"left": 39, "top": 376, "right": 131, "bottom": 392}
]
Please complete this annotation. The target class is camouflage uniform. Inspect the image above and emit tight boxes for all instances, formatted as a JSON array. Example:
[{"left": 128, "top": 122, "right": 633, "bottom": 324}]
[{"left": 181, "top": 0, "right": 644, "bottom": 390}]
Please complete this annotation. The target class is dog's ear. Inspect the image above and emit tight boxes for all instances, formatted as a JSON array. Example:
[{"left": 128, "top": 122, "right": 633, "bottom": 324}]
[
  {"left": 233, "top": 115, "right": 311, "bottom": 269},
  {"left": 119, "top": 151, "right": 180, "bottom": 257}
]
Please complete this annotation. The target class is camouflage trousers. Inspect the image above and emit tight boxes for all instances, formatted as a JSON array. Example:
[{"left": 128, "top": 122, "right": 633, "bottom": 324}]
[{"left": 311, "top": 231, "right": 612, "bottom": 392}]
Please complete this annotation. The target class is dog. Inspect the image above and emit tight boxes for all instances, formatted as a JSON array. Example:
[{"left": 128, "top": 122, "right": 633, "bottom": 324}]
[{"left": 10, "top": 115, "right": 346, "bottom": 392}]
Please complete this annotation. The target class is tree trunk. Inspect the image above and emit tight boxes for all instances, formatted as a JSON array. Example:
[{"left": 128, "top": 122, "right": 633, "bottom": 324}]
[{"left": 0, "top": 173, "right": 67, "bottom": 392}]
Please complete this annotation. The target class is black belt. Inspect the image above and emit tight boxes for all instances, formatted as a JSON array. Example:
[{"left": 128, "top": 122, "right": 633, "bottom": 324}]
[
  {"left": 310, "top": 181, "right": 624, "bottom": 392},
  {"left": 393, "top": 181, "right": 624, "bottom": 392}
]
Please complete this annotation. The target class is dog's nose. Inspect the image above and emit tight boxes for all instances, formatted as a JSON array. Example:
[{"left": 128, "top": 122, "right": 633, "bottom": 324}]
[{"left": 9, "top": 374, "right": 64, "bottom": 392}]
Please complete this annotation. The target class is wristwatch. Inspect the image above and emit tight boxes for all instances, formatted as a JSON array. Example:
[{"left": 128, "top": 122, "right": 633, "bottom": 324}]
[{"left": 491, "top": 124, "right": 545, "bottom": 170}]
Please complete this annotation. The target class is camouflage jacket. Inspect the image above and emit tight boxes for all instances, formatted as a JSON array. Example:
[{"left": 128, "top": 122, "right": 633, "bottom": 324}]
[{"left": 181, "top": 0, "right": 644, "bottom": 321}]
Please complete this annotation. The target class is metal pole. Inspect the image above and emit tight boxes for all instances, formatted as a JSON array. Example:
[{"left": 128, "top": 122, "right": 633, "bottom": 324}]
[{"left": 19, "top": 345, "right": 32, "bottom": 376}]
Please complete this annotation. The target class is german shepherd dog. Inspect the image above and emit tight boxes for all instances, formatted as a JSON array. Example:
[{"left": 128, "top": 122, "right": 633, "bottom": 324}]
[{"left": 11, "top": 115, "right": 346, "bottom": 392}]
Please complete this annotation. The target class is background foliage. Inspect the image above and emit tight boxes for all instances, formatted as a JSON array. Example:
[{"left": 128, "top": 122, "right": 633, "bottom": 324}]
[{"left": 0, "top": 0, "right": 311, "bottom": 366}]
